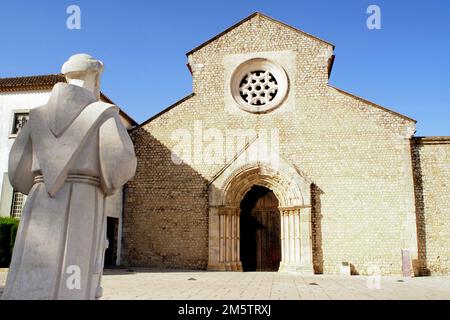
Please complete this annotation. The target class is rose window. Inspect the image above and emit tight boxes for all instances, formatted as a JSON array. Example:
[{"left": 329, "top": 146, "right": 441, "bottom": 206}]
[
  {"left": 230, "top": 58, "right": 288, "bottom": 113},
  {"left": 239, "top": 71, "right": 279, "bottom": 106}
]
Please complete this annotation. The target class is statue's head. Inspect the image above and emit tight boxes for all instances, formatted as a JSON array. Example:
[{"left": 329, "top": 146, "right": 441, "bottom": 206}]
[{"left": 62, "top": 54, "right": 104, "bottom": 100}]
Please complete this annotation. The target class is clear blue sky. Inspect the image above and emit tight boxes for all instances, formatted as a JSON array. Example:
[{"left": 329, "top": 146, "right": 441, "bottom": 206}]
[{"left": 0, "top": 0, "right": 449, "bottom": 136}]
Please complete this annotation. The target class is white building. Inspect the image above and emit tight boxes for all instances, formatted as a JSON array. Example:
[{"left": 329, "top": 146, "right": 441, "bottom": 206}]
[{"left": 0, "top": 74, "right": 137, "bottom": 266}]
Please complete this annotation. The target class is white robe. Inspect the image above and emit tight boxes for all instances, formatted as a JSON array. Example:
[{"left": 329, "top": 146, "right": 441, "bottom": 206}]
[{"left": 3, "top": 83, "right": 136, "bottom": 300}]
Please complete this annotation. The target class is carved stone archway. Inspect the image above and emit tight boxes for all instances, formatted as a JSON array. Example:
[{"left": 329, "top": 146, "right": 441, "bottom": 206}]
[{"left": 208, "top": 158, "right": 313, "bottom": 273}]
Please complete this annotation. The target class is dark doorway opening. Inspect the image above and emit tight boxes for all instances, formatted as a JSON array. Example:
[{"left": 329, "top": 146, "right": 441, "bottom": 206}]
[
  {"left": 240, "top": 185, "right": 281, "bottom": 272},
  {"left": 105, "top": 217, "right": 119, "bottom": 267}
]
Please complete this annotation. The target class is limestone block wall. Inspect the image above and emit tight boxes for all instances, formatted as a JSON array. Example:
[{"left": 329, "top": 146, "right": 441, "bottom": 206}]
[
  {"left": 122, "top": 13, "right": 420, "bottom": 275},
  {"left": 412, "top": 137, "right": 450, "bottom": 275},
  {"left": 122, "top": 109, "right": 210, "bottom": 269}
]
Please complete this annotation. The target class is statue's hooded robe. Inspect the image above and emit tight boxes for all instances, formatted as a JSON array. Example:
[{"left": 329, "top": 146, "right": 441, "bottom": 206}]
[{"left": 3, "top": 83, "right": 137, "bottom": 300}]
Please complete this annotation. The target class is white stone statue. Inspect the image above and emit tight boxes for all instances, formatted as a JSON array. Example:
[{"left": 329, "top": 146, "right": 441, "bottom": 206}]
[{"left": 2, "top": 54, "right": 137, "bottom": 300}]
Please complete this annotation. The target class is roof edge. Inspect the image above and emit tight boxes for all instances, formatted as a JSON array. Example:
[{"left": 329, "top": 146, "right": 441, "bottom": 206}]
[
  {"left": 100, "top": 92, "right": 138, "bottom": 127},
  {"left": 186, "top": 12, "right": 335, "bottom": 57},
  {"left": 413, "top": 136, "right": 450, "bottom": 145},
  {"left": 330, "top": 86, "right": 417, "bottom": 124},
  {"left": 0, "top": 74, "right": 65, "bottom": 92},
  {"left": 131, "top": 93, "right": 196, "bottom": 132}
]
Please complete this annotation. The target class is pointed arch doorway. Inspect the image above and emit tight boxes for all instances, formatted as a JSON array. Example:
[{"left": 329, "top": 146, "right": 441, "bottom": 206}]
[
  {"left": 240, "top": 185, "right": 281, "bottom": 272},
  {"left": 208, "top": 160, "right": 315, "bottom": 274}
]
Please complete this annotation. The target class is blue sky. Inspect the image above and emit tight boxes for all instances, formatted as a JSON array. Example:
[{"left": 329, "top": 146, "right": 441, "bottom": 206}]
[{"left": 0, "top": 0, "right": 449, "bottom": 136}]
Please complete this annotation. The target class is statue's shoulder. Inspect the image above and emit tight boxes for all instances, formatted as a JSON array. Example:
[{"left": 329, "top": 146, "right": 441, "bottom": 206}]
[
  {"left": 87, "top": 100, "right": 118, "bottom": 111},
  {"left": 82, "top": 101, "right": 120, "bottom": 129},
  {"left": 29, "top": 104, "right": 47, "bottom": 119},
  {"left": 85, "top": 100, "right": 119, "bottom": 117}
]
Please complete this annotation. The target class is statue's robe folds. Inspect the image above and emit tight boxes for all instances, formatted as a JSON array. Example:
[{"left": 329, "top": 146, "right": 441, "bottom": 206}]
[{"left": 3, "top": 83, "right": 137, "bottom": 300}]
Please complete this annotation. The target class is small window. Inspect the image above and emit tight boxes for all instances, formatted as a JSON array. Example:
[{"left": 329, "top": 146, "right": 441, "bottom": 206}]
[
  {"left": 11, "top": 112, "right": 29, "bottom": 135},
  {"left": 10, "top": 191, "right": 25, "bottom": 218}
]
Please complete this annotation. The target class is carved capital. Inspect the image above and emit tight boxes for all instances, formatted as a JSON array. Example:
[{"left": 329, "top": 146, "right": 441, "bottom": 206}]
[{"left": 279, "top": 206, "right": 301, "bottom": 216}]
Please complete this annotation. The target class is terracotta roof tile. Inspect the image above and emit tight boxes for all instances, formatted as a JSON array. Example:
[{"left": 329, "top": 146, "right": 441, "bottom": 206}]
[{"left": 0, "top": 74, "right": 66, "bottom": 92}]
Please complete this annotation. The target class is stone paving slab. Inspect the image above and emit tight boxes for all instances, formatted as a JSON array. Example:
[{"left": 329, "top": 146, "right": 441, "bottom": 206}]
[{"left": 1, "top": 268, "right": 450, "bottom": 300}]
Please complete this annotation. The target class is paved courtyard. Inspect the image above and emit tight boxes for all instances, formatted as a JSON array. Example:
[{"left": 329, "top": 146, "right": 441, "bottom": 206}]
[{"left": 1, "top": 268, "right": 449, "bottom": 300}]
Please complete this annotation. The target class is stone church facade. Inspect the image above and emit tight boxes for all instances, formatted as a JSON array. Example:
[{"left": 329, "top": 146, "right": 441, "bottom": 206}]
[{"left": 122, "top": 13, "right": 449, "bottom": 276}]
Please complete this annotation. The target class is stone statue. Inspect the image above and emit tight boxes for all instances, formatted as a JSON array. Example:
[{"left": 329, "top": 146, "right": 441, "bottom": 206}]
[{"left": 2, "top": 54, "right": 137, "bottom": 300}]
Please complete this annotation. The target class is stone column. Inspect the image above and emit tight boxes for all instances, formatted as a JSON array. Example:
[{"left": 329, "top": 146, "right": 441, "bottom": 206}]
[
  {"left": 280, "top": 209, "right": 286, "bottom": 270},
  {"left": 289, "top": 212, "right": 295, "bottom": 263},
  {"left": 224, "top": 209, "right": 232, "bottom": 270},
  {"left": 235, "top": 210, "right": 242, "bottom": 271},
  {"left": 294, "top": 211, "right": 301, "bottom": 264},
  {"left": 208, "top": 206, "right": 242, "bottom": 272},
  {"left": 230, "top": 211, "right": 236, "bottom": 270},
  {"left": 229, "top": 207, "right": 242, "bottom": 271},
  {"left": 279, "top": 206, "right": 314, "bottom": 274}
]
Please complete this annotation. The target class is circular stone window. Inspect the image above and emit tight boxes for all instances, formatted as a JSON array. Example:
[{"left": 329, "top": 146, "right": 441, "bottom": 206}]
[{"left": 231, "top": 58, "right": 289, "bottom": 113}]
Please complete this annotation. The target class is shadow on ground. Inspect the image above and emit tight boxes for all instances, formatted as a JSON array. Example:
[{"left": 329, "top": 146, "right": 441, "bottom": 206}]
[{"left": 103, "top": 268, "right": 217, "bottom": 276}]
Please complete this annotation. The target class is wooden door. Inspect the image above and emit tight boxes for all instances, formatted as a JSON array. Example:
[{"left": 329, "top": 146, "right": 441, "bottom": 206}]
[{"left": 241, "top": 186, "right": 281, "bottom": 272}]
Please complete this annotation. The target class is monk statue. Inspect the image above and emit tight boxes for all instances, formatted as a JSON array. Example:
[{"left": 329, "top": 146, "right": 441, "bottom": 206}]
[{"left": 2, "top": 54, "right": 137, "bottom": 300}]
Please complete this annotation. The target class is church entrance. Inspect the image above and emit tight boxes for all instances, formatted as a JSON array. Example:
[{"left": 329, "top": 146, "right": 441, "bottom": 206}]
[
  {"left": 240, "top": 186, "right": 281, "bottom": 272},
  {"left": 207, "top": 161, "right": 314, "bottom": 273}
]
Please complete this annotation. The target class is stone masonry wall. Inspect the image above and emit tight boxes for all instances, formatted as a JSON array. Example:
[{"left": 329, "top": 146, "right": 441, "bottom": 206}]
[
  {"left": 412, "top": 138, "right": 450, "bottom": 275},
  {"left": 122, "top": 14, "right": 420, "bottom": 275}
]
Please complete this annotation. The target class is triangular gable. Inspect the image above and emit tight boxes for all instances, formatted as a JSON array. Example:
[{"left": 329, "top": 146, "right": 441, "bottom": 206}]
[{"left": 186, "top": 12, "right": 334, "bottom": 57}]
